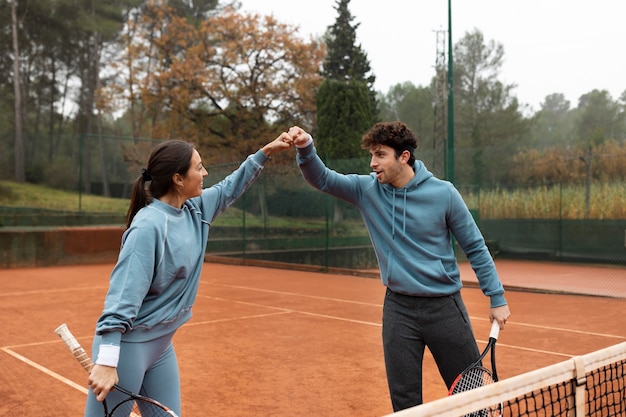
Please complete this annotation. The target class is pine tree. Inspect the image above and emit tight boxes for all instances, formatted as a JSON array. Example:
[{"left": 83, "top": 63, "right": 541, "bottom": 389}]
[
  {"left": 323, "top": 0, "right": 375, "bottom": 90},
  {"left": 317, "top": 0, "right": 377, "bottom": 160}
]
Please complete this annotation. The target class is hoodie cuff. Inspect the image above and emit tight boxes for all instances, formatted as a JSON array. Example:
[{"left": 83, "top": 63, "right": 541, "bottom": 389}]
[{"left": 490, "top": 294, "right": 507, "bottom": 308}]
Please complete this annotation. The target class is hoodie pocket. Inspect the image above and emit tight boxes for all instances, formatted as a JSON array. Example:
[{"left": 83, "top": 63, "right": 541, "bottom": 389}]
[{"left": 384, "top": 252, "right": 457, "bottom": 294}]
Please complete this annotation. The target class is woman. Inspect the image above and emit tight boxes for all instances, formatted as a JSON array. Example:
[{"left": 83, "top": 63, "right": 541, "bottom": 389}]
[{"left": 85, "top": 133, "right": 292, "bottom": 416}]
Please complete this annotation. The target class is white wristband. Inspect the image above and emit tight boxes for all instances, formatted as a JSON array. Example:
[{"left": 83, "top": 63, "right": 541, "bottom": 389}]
[
  {"left": 95, "top": 344, "right": 120, "bottom": 367},
  {"left": 296, "top": 134, "right": 313, "bottom": 148}
]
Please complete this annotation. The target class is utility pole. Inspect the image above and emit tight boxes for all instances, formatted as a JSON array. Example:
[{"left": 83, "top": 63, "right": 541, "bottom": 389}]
[
  {"left": 432, "top": 29, "right": 447, "bottom": 178},
  {"left": 446, "top": 0, "right": 455, "bottom": 184}
]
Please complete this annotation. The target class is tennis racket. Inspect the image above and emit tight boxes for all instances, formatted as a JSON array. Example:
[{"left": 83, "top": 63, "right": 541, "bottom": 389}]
[
  {"left": 54, "top": 323, "right": 179, "bottom": 417},
  {"left": 449, "top": 320, "right": 502, "bottom": 417}
]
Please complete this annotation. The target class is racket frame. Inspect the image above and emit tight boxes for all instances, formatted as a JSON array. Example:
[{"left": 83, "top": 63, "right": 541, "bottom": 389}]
[{"left": 449, "top": 320, "right": 500, "bottom": 394}]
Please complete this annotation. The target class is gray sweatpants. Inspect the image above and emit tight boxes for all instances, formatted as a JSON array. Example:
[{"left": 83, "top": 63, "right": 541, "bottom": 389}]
[{"left": 382, "top": 288, "right": 480, "bottom": 411}]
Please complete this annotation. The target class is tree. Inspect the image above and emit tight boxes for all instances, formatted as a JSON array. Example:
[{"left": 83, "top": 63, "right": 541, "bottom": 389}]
[
  {"left": 575, "top": 90, "right": 622, "bottom": 144},
  {"left": 317, "top": 0, "right": 377, "bottom": 161},
  {"left": 134, "top": 5, "right": 324, "bottom": 161},
  {"left": 574, "top": 89, "right": 622, "bottom": 218},
  {"left": 168, "top": 0, "right": 220, "bottom": 24},
  {"left": 201, "top": 9, "right": 324, "bottom": 154},
  {"left": 66, "top": 0, "right": 142, "bottom": 193},
  {"left": 316, "top": 79, "right": 373, "bottom": 159},
  {"left": 452, "top": 29, "right": 528, "bottom": 186},
  {"left": 322, "top": 0, "right": 375, "bottom": 89},
  {"left": 11, "top": 0, "right": 24, "bottom": 182},
  {"left": 530, "top": 93, "right": 574, "bottom": 148},
  {"left": 510, "top": 89, "right": 626, "bottom": 213},
  {"left": 4, "top": 0, "right": 63, "bottom": 181},
  {"left": 378, "top": 82, "right": 437, "bottom": 172}
]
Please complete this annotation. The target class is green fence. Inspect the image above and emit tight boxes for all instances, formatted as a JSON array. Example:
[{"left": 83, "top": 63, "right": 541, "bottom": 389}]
[
  {"left": 480, "top": 219, "right": 626, "bottom": 264},
  {"left": 2, "top": 134, "right": 625, "bottom": 269},
  {"left": 202, "top": 158, "right": 379, "bottom": 271}
]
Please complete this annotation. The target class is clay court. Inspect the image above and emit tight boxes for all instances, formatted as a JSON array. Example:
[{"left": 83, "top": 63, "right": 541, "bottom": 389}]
[{"left": 1, "top": 259, "right": 625, "bottom": 416}]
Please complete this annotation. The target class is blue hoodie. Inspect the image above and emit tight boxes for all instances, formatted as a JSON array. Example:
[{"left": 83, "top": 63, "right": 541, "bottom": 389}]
[
  {"left": 296, "top": 142, "right": 506, "bottom": 308},
  {"left": 96, "top": 150, "right": 270, "bottom": 347}
]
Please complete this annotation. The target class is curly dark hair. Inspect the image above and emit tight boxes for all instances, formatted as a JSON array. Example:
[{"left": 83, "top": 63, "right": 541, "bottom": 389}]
[{"left": 361, "top": 121, "right": 418, "bottom": 166}]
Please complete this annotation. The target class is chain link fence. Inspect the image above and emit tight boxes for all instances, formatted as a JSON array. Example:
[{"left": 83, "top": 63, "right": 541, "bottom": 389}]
[{"left": 2, "top": 134, "right": 625, "bottom": 268}]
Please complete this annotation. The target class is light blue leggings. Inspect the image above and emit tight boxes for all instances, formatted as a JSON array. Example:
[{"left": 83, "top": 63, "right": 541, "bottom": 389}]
[{"left": 84, "top": 331, "right": 181, "bottom": 417}]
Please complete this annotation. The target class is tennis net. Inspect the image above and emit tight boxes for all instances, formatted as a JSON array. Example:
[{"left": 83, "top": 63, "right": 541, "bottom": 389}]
[{"left": 385, "top": 341, "right": 626, "bottom": 417}]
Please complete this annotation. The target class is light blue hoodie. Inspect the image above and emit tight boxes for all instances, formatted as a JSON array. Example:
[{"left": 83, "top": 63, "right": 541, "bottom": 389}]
[
  {"left": 296, "top": 142, "right": 506, "bottom": 308},
  {"left": 96, "top": 150, "right": 270, "bottom": 347}
]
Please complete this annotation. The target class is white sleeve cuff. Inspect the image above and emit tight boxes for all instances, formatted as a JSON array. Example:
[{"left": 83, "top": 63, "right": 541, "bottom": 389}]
[
  {"left": 296, "top": 134, "right": 313, "bottom": 148},
  {"left": 95, "top": 344, "right": 120, "bottom": 367}
]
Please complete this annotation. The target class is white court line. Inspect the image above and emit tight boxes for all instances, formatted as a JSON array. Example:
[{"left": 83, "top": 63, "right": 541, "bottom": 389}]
[
  {"left": 0, "top": 346, "right": 88, "bottom": 394},
  {"left": 510, "top": 321, "right": 626, "bottom": 340},
  {"left": 205, "top": 296, "right": 580, "bottom": 358},
  {"left": 2, "top": 346, "right": 142, "bottom": 417},
  {"left": 198, "top": 294, "right": 295, "bottom": 312},
  {"left": 208, "top": 286, "right": 626, "bottom": 341},
  {"left": 3, "top": 288, "right": 623, "bottom": 398},
  {"left": 493, "top": 342, "right": 573, "bottom": 358},
  {"left": 2, "top": 337, "right": 87, "bottom": 350},
  {"left": 297, "top": 310, "right": 382, "bottom": 327},
  {"left": 198, "top": 294, "right": 381, "bottom": 326},
  {"left": 213, "top": 283, "right": 382, "bottom": 307},
  {"left": 199, "top": 294, "right": 381, "bottom": 327},
  {"left": 183, "top": 310, "right": 293, "bottom": 327},
  {"left": 471, "top": 317, "right": 626, "bottom": 341},
  {"left": 201, "top": 285, "right": 626, "bottom": 358}
]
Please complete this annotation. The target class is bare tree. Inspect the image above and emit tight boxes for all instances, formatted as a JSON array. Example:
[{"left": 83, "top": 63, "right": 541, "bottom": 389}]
[{"left": 11, "top": 0, "right": 24, "bottom": 181}]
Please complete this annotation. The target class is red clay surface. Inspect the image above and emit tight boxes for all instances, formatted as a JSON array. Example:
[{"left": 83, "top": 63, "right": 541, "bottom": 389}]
[{"left": 1, "top": 260, "right": 625, "bottom": 416}]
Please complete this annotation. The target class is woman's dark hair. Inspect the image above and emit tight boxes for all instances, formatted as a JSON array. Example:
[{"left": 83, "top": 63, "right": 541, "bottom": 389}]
[
  {"left": 361, "top": 121, "right": 418, "bottom": 166},
  {"left": 125, "top": 140, "right": 195, "bottom": 228}
]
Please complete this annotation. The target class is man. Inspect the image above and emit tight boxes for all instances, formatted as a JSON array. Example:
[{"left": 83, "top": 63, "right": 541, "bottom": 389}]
[{"left": 289, "top": 122, "right": 510, "bottom": 411}]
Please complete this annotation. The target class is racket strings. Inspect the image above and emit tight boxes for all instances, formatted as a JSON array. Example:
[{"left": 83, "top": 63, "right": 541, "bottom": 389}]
[
  {"left": 451, "top": 366, "right": 495, "bottom": 394},
  {"left": 451, "top": 367, "right": 501, "bottom": 417}
]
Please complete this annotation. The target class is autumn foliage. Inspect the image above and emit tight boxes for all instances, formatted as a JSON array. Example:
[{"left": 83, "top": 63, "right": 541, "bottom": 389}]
[
  {"left": 103, "top": 3, "right": 325, "bottom": 163},
  {"left": 510, "top": 139, "right": 626, "bottom": 184}
]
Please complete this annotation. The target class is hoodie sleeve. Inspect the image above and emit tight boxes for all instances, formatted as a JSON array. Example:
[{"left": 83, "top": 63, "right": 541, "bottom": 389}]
[
  {"left": 196, "top": 149, "right": 270, "bottom": 222},
  {"left": 95, "top": 221, "right": 158, "bottom": 346},
  {"left": 296, "top": 141, "right": 363, "bottom": 205},
  {"left": 446, "top": 185, "right": 507, "bottom": 308}
]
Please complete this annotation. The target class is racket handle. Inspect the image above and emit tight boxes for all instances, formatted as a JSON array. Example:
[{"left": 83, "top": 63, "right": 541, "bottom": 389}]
[
  {"left": 489, "top": 320, "right": 500, "bottom": 340},
  {"left": 54, "top": 323, "right": 95, "bottom": 373}
]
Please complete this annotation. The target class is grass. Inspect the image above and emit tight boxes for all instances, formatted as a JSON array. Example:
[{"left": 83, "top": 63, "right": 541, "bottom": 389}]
[
  {"left": 0, "top": 180, "right": 330, "bottom": 230},
  {"left": 0, "top": 180, "right": 129, "bottom": 213},
  {"left": 2, "top": 180, "right": 625, "bottom": 221},
  {"left": 463, "top": 181, "right": 626, "bottom": 220}
]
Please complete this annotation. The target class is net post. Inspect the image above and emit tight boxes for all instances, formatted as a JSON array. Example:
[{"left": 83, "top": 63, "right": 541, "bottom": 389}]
[{"left": 572, "top": 355, "right": 587, "bottom": 417}]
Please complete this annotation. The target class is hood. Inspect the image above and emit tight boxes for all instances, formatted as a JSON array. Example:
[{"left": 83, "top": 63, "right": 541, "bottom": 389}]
[{"left": 406, "top": 160, "right": 433, "bottom": 190}]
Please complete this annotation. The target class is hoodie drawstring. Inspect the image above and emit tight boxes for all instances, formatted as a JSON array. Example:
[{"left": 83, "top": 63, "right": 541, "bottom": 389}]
[
  {"left": 402, "top": 190, "right": 407, "bottom": 236},
  {"left": 391, "top": 189, "right": 396, "bottom": 240},
  {"left": 391, "top": 189, "right": 408, "bottom": 240}
]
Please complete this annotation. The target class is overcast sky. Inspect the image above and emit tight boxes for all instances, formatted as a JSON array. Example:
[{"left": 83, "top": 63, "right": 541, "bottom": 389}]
[{"left": 238, "top": 0, "right": 626, "bottom": 112}]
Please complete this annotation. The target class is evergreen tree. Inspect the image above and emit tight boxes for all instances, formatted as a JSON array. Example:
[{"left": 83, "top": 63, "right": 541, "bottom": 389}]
[
  {"left": 317, "top": 79, "right": 373, "bottom": 160},
  {"left": 317, "top": 0, "right": 377, "bottom": 160},
  {"left": 323, "top": 0, "right": 375, "bottom": 89}
]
